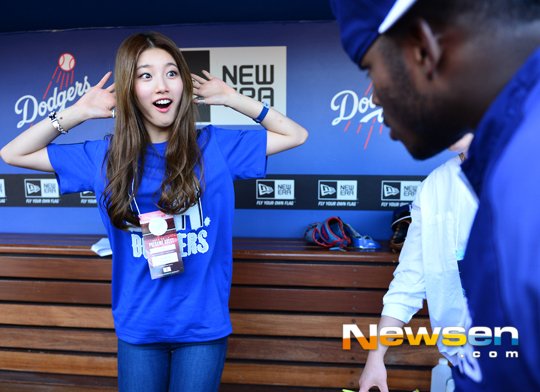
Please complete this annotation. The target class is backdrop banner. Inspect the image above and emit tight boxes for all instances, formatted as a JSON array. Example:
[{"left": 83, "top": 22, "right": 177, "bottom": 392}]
[{"left": 0, "top": 22, "right": 451, "bottom": 238}]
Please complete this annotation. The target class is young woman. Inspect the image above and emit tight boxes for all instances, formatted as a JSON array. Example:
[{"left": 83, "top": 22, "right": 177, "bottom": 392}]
[{"left": 0, "top": 31, "right": 307, "bottom": 391}]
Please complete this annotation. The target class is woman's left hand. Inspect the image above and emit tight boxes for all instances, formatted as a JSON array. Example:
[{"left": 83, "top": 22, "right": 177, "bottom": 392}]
[
  {"left": 192, "top": 70, "right": 308, "bottom": 156},
  {"left": 191, "top": 70, "right": 236, "bottom": 106}
]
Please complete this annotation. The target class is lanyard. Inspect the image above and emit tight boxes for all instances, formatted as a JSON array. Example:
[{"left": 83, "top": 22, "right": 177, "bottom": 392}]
[{"left": 130, "top": 179, "right": 141, "bottom": 216}]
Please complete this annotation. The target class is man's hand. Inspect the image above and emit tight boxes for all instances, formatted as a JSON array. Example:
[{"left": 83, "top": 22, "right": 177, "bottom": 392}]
[{"left": 358, "top": 351, "right": 389, "bottom": 392}]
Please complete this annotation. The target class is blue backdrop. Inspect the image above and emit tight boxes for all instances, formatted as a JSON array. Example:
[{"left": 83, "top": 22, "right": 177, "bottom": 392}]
[{"left": 0, "top": 22, "right": 452, "bottom": 239}]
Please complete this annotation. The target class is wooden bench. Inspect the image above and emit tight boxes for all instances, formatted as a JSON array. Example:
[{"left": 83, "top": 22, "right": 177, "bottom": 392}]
[{"left": 0, "top": 234, "right": 439, "bottom": 392}]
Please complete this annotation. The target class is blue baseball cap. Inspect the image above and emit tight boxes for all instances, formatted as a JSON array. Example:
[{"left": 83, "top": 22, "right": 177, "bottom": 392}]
[{"left": 330, "top": 0, "right": 417, "bottom": 64}]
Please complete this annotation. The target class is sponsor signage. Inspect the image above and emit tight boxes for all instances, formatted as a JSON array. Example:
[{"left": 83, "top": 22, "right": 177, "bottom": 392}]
[
  {"left": 24, "top": 178, "right": 60, "bottom": 205},
  {"left": 0, "top": 174, "right": 423, "bottom": 209},
  {"left": 183, "top": 46, "right": 287, "bottom": 125},
  {"left": 380, "top": 180, "right": 421, "bottom": 207},
  {"left": 318, "top": 180, "right": 358, "bottom": 208},
  {"left": 80, "top": 191, "right": 97, "bottom": 205},
  {"left": 235, "top": 175, "right": 424, "bottom": 210},
  {"left": 256, "top": 179, "right": 295, "bottom": 207},
  {"left": 0, "top": 175, "right": 95, "bottom": 207}
]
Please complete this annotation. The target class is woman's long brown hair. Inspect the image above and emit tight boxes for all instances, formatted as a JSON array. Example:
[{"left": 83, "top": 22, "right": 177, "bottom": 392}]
[{"left": 103, "top": 32, "right": 202, "bottom": 229}]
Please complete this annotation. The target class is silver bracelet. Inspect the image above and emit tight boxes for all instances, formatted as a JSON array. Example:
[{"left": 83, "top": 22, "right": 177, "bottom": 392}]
[{"left": 48, "top": 111, "right": 68, "bottom": 134}]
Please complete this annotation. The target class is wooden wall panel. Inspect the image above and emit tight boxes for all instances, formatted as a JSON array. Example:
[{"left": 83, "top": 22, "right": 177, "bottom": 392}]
[{"left": 0, "top": 236, "right": 435, "bottom": 392}]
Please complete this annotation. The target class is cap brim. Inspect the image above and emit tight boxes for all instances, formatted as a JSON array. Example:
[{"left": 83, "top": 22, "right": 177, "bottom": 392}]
[{"left": 378, "top": 0, "right": 417, "bottom": 33}]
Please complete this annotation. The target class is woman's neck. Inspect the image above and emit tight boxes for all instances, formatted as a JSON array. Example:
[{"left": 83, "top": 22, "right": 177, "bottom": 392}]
[{"left": 147, "top": 129, "right": 170, "bottom": 144}]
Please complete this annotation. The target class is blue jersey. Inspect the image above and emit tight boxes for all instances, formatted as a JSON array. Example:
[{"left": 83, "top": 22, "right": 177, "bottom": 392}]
[
  {"left": 454, "top": 49, "right": 540, "bottom": 390},
  {"left": 47, "top": 125, "right": 267, "bottom": 344}
]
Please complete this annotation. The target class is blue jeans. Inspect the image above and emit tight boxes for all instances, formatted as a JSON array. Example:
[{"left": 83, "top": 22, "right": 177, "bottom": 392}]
[{"left": 117, "top": 337, "right": 228, "bottom": 392}]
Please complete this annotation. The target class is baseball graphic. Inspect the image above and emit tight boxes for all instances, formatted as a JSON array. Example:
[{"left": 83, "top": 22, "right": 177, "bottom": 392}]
[{"left": 58, "top": 53, "right": 76, "bottom": 71}]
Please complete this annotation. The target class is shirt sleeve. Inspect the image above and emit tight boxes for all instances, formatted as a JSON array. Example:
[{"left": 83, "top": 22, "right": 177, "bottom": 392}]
[
  {"left": 382, "top": 185, "right": 427, "bottom": 323},
  {"left": 209, "top": 125, "right": 267, "bottom": 180},
  {"left": 46, "top": 140, "right": 106, "bottom": 194}
]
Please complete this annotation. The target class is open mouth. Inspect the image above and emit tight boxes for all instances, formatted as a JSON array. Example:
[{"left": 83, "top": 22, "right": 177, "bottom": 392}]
[{"left": 153, "top": 99, "right": 172, "bottom": 109}]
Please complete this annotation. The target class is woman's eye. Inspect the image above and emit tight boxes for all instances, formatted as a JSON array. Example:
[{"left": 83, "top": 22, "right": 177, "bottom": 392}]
[
  {"left": 138, "top": 72, "right": 151, "bottom": 80},
  {"left": 167, "top": 70, "right": 178, "bottom": 78}
]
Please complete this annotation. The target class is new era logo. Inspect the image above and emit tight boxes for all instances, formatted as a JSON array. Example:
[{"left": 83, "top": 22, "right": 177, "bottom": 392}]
[
  {"left": 258, "top": 182, "right": 274, "bottom": 196},
  {"left": 24, "top": 179, "right": 59, "bottom": 198},
  {"left": 381, "top": 181, "right": 420, "bottom": 201},
  {"left": 319, "top": 180, "right": 357, "bottom": 200},
  {"left": 383, "top": 183, "right": 400, "bottom": 198},
  {"left": 256, "top": 180, "right": 294, "bottom": 200},
  {"left": 26, "top": 182, "right": 40, "bottom": 195},
  {"left": 320, "top": 184, "right": 336, "bottom": 197}
]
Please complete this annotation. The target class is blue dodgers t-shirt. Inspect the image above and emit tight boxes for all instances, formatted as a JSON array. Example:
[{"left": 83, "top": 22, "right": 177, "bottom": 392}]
[{"left": 47, "top": 125, "right": 267, "bottom": 344}]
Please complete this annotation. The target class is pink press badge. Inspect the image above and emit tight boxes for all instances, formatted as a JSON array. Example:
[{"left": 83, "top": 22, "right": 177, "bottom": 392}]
[{"left": 139, "top": 210, "right": 183, "bottom": 279}]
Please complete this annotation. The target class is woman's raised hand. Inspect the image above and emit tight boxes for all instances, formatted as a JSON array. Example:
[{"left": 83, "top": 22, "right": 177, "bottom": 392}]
[
  {"left": 75, "top": 72, "right": 116, "bottom": 120},
  {"left": 191, "top": 70, "right": 236, "bottom": 106}
]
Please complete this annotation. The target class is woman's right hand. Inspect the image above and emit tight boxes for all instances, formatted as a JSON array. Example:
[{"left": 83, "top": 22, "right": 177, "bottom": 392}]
[
  {"left": 74, "top": 72, "right": 116, "bottom": 120},
  {"left": 0, "top": 72, "right": 117, "bottom": 172}
]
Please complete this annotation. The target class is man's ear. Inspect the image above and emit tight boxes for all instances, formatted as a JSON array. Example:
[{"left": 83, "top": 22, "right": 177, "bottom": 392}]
[{"left": 410, "top": 18, "right": 442, "bottom": 80}]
